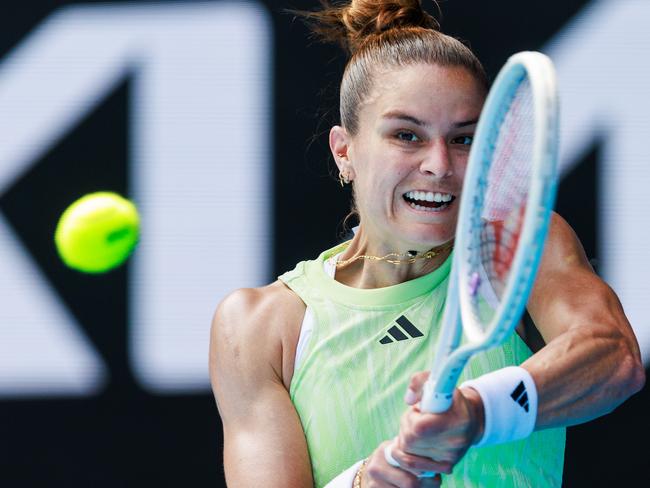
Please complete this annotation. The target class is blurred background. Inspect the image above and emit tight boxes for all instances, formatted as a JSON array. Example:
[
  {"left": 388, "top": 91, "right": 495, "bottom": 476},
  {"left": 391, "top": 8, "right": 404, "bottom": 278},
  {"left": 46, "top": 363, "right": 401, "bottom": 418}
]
[{"left": 0, "top": 0, "right": 648, "bottom": 486}]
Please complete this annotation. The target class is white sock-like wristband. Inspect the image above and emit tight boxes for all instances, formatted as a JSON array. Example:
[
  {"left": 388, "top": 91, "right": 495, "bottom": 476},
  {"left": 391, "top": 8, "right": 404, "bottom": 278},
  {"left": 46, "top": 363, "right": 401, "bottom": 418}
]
[
  {"left": 460, "top": 366, "right": 537, "bottom": 447},
  {"left": 324, "top": 459, "right": 365, "bottom": 488}
]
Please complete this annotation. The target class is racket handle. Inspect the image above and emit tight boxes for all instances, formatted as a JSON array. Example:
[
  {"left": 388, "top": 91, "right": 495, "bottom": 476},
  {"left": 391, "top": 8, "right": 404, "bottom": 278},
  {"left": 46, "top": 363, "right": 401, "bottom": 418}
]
[
  {"left": 420, "top": 380, "right": 453, "bottom": 413},
  {"left": 417, "top": 381, "right": 452, "bottom": 480}
]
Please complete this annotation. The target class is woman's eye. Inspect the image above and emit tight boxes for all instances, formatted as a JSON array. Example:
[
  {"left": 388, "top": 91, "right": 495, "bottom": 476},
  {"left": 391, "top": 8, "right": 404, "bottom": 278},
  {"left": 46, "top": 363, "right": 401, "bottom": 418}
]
[
  {"left": 452, "top": 135, "right": 473, "bottom": 146},
  {"left": 396, "top": 131, "right": 419, "bottom": 143}
]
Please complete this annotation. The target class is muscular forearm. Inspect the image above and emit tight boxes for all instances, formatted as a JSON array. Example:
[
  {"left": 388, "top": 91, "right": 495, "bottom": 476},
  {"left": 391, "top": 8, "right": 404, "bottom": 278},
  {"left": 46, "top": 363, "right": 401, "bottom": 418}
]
[
  {"left": 522, "top": 323, "right": 645, "bottom": 430},
  {"left": 519, "top": 214, "right": 646, "bottom": 431}
]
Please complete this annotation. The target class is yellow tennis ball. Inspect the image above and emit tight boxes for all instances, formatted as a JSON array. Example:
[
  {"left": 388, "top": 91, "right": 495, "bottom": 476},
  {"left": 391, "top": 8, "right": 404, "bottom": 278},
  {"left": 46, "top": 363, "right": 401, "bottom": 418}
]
[{"left": 54, "top": 192, "right": 140, "bottom": 273}]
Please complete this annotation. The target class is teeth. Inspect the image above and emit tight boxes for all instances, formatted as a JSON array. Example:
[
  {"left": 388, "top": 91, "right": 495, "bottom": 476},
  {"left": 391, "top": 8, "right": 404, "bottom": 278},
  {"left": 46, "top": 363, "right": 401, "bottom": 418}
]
[
  {"left": 433, "top": 192, "right": 454, "bottom": 203},
  {"left": 405, "top": 191, "right": 453, "bottom": 202},
  {"left": 409, "top": 201, "right": 447, "bottom": 212}
]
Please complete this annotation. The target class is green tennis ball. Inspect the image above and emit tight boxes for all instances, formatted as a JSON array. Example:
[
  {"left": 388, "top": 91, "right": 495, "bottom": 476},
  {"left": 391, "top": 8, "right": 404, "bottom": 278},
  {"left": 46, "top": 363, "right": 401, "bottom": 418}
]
[{"left": 54, "top": 192, "right": 140, "bottom": 274}]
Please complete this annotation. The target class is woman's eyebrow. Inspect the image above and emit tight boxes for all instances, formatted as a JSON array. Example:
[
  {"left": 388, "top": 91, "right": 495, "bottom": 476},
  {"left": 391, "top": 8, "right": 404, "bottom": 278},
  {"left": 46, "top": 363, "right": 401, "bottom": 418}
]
[
  {"left": 454, "top": 119, "right": 479, "bottom": 128},
  {"left": 381, "top": 110, "right": 427, "bottom": 126},
  {"left": 381, "top": 111, "right": 479, "bottom": 129}
]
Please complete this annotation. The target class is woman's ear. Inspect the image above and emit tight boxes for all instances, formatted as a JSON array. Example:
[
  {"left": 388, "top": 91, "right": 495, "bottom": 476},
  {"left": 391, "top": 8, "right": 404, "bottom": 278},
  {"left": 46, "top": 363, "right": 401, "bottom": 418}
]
[{"left": 330, "top": 125, "right": 355, "bottom": 181}]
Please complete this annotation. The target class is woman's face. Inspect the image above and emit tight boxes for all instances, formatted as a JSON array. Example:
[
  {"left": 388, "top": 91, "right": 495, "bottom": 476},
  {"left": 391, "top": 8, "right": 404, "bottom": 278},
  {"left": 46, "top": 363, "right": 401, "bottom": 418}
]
[{"left": 338, "top": 63, "right": 486, "bottom": 251}]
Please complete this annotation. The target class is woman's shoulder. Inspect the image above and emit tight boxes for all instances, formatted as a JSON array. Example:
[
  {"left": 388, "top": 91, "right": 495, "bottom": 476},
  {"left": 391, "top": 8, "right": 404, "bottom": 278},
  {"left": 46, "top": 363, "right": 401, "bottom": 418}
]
[
  {"left": 215, "top": 280, "right": 306, "bottom": 324},
  {"left": 210, "top": 281, "right": 307, "bottom": 389}
]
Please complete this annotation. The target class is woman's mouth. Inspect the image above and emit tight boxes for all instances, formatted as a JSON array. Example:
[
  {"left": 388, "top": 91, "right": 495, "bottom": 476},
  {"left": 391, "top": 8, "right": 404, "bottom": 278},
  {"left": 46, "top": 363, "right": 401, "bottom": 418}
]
[{"left": 403, "top": 190, "right": 456, "bottom": 212}]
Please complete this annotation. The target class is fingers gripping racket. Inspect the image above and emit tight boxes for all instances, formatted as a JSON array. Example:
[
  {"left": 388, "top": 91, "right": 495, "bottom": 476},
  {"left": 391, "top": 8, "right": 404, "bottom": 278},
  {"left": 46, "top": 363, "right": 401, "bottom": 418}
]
[{"left": 385, "top": 51, "right": 559, "bottom": 474}]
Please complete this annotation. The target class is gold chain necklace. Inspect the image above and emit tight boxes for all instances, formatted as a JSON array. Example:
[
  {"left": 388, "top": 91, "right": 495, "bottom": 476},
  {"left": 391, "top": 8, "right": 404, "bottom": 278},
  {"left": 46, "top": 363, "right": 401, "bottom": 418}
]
[{"left": 334, "top": 241, "right": 453, "bottom": 267}]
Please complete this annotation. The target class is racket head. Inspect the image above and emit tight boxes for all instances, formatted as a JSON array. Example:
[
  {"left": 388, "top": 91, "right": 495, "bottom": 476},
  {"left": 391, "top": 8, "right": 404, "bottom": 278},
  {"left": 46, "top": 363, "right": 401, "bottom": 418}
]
[{"left": 455, "top": 51, "right": 559, "bottom": 347}]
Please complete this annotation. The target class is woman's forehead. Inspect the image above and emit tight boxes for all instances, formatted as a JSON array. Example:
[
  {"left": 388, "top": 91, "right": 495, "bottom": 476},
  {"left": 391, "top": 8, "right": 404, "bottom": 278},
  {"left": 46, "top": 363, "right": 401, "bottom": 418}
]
[{"left": 362, "top": 63, "right": 485, "bottom": 126}]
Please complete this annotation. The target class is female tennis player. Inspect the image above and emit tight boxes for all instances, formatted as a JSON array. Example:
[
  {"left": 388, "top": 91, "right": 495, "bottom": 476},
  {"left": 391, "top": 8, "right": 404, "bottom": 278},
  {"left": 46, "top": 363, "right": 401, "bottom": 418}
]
[{"left": 209, "top": 1, "right": 644, "bottom": 487}]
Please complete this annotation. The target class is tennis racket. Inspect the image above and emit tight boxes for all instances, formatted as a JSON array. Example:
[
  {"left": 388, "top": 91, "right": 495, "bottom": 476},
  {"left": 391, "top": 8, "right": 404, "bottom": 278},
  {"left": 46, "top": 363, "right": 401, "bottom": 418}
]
[{"left": 386, "top": 50, "right": 559, "bottom": 476}]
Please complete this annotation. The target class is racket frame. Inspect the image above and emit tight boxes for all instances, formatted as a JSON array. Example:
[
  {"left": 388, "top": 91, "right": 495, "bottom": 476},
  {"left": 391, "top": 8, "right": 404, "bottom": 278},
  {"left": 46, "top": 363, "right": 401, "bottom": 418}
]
[{"left": 420, "top": 51, "right": 559, "bottom": 414}]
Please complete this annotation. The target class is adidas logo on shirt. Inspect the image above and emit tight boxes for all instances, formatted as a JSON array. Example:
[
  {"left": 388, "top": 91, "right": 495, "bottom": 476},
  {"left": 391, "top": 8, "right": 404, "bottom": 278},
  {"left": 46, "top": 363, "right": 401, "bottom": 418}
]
[
  {"left": 511, "top": 381, "right": 530, "bottom": 412},
  {"left": 379, "top": 315, "right": 424, "bottom": 344}
]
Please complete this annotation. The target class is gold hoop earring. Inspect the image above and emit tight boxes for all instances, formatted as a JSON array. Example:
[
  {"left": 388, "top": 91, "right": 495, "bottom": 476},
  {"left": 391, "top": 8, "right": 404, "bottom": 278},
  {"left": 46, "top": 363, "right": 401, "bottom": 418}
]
[{"left": 338, "top": 171, "right": 350, "bottom": 187}]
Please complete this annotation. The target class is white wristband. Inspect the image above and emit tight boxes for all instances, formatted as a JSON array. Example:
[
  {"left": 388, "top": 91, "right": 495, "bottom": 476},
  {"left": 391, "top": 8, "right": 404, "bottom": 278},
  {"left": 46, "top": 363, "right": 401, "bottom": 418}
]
[
  {"left": 324, "top": 459, "right": 365, "bottom": 488},
  {"left": 460, "top": 366, "right": 537, "bottom": 447}
]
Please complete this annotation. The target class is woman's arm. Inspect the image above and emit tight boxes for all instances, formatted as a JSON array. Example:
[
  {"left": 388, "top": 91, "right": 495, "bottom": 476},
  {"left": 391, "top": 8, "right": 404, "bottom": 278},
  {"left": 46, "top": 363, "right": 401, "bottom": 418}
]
[
  {"left": 522, "top": 212, "right": 645, "bottom": 428},
  {"left": 211, "top": 282, "right": 444, "bottom": 488},
  {"left": 390, "top": 212, "right": 645, "bottom": 469},
  {"left": 209, "top": 283, "right": 313, "bottom": 487}
]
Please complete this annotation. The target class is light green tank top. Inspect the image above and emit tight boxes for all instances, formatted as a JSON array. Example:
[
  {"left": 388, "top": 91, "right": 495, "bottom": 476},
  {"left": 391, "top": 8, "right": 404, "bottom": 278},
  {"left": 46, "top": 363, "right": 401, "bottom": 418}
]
[{"left": 279, "top": 243, "right": 565, "bottom": 487}]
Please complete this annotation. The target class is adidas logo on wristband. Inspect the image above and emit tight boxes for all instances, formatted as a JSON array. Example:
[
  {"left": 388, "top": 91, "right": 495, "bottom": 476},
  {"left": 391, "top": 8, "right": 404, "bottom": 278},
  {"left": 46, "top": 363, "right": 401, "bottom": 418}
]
[
  {"left": 460, "top": 366, "right": 537, "bottom": 446},
  {"left": 511, "top": 381, "right": 529, "bottom": 412}
]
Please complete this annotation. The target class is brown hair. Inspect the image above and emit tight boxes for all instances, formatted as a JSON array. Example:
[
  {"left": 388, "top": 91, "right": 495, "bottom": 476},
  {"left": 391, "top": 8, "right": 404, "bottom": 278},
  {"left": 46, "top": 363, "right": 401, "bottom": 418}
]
[{"left": 297, "top": 0, "right": 488, "bottom": 135}]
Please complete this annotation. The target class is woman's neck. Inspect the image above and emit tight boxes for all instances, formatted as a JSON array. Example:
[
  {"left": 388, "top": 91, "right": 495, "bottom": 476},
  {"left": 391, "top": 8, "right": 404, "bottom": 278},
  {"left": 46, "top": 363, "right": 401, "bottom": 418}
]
[{"left": 334, "top": 228, "right": 453, "bottom": 289}]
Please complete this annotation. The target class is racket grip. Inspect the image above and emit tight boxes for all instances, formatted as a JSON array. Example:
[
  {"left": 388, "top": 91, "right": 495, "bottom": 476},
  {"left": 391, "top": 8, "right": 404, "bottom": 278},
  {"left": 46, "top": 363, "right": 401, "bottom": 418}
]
[
  {"left": 420, "top": 380, "right": 453, "bottom": 413},
  {"left": 418, "top": 381, "right": 453, "bottom": 480}
]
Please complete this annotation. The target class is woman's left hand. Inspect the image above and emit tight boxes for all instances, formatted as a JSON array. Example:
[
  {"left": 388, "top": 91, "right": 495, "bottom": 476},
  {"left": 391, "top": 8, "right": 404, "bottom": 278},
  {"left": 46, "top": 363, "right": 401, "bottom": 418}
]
[{"left": 387, "top": 371, "right": 485, "bottom": 472}]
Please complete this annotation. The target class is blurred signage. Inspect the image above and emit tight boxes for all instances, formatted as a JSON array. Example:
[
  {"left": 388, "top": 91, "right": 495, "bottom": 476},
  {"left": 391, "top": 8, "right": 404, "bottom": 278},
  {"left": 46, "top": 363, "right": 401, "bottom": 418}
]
[{"left": 0, "top": 1, "right": 272, "bottom": 397}]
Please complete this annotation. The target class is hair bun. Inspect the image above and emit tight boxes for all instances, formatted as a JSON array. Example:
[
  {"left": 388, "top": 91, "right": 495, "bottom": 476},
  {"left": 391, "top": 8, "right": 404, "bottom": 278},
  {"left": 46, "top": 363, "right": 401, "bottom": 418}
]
[
  {"left": 297, "top": 0, "right": 440, "bottom": 55},
  {"left": 345, "top": 0, "right": 439, "bottom": 38}
]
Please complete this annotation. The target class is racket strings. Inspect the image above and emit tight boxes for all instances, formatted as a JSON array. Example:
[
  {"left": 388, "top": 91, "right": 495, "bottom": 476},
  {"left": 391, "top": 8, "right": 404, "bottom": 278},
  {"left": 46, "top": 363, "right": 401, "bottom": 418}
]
[{"left": 469, "top": 77, "right": 535, "bottom": 328}]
